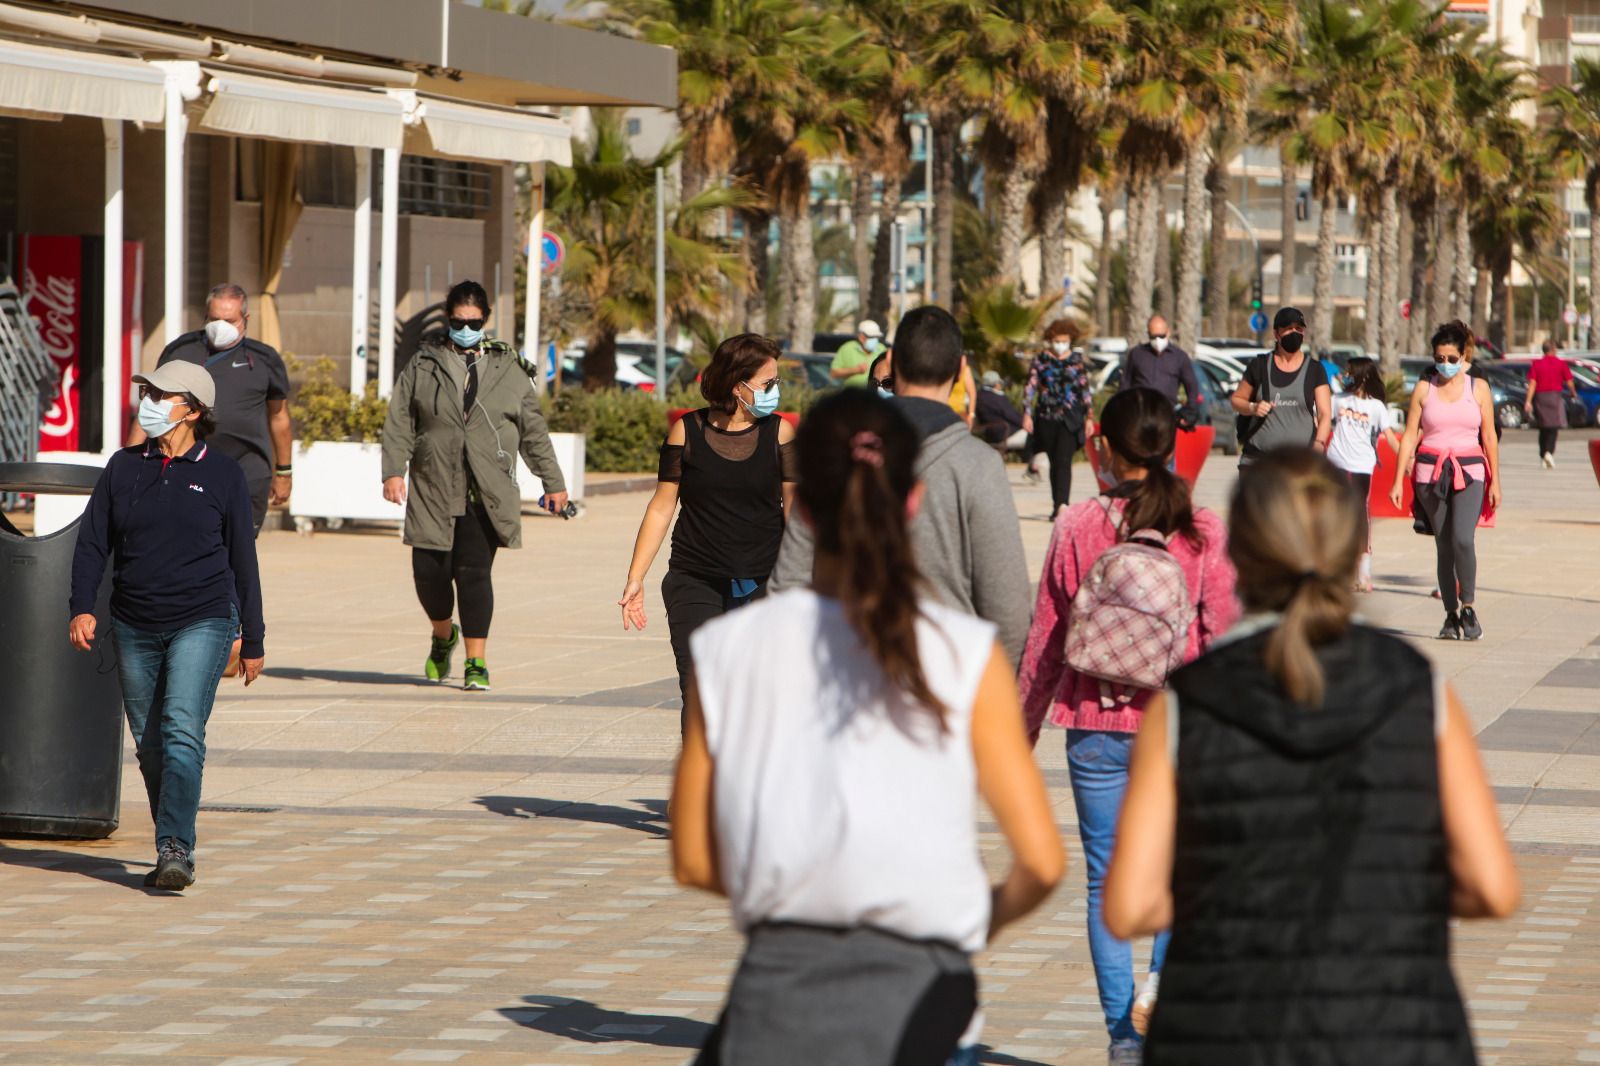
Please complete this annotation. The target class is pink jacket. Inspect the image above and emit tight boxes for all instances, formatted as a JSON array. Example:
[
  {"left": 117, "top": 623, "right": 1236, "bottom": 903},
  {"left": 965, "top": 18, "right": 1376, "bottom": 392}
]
[{"left": 1019, "top": 496, "right": 1240, "bottom": 739}]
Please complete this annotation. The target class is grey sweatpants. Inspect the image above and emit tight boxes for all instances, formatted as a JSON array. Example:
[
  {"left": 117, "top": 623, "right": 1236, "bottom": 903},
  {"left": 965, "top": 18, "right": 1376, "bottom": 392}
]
[{"left": 1418, "top": 480, "right": 1484, "bottom": 613}]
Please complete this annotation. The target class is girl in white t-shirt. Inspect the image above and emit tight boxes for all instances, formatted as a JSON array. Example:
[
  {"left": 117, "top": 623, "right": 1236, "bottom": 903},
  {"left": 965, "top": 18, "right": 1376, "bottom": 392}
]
[
  {"left": 670, "top": 387, "right": 1065, "bottom": 1066},
  {"left": 1325, "top": 359, "right": 1399, "bottom": 592}
]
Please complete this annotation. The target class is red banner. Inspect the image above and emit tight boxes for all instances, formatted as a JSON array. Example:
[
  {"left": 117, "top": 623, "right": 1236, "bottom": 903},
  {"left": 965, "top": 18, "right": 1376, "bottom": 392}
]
[{"left": 19, "top": 235, "right": 84, "bottom": 452}]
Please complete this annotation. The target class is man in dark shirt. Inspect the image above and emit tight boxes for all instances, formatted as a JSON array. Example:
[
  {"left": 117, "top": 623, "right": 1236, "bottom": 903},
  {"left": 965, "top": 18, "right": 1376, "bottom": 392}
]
[
  {"left": 974, "top": 369, "right": 1027, "bottom": 449},
  {"left": 129, "top": 283, "right": 292, "bottom": 535},
  {"left": 1119, "top": 314, "right": 1201, "bottom": 424}
]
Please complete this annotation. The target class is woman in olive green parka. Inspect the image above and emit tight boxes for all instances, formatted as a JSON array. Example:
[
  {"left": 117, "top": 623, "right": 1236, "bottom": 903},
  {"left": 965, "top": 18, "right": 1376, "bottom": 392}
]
[{"left": 381, "top": 281, "right": 566, "bottom": 691}]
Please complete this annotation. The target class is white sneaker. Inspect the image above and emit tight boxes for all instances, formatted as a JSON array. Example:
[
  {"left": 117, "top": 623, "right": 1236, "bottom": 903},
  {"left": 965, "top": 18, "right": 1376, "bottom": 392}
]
[
  {"left": 1542, "top": 452, "right": 1554, "bottom": 469},
  {"left": 1131, "top": 972, "right": 1160, "bottom": 1036}
]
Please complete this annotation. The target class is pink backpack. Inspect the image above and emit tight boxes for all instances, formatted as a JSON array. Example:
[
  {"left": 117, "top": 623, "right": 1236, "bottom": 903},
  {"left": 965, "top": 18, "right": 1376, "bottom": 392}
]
[{"left": 1063, "top": 498, "right": 1195, "bottom": 707}]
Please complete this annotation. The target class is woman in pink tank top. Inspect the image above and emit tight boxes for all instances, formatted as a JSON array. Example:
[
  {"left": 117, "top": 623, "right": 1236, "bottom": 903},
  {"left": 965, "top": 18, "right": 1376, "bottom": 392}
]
[{"left": 1390, "top": 321, "right": 1501, "bottom": 641}]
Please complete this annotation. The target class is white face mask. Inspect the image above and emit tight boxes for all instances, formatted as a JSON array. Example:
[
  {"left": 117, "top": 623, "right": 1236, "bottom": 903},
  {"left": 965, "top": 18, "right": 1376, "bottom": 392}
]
[
  {"left": 1051, "top": 341, "right": 1071, "bottom": 355},
  {"left": 1151, "top": 336, "right": 1169, "bottom": 353},
  {"left": 205, "top": 319, "right": 242, "bottom": 351}
]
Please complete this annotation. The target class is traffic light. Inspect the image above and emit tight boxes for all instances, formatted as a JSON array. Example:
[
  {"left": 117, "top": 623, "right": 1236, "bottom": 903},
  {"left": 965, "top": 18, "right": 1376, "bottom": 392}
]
[{"left": 1250, "top": 275, "right": 1263, "bottom": 312}]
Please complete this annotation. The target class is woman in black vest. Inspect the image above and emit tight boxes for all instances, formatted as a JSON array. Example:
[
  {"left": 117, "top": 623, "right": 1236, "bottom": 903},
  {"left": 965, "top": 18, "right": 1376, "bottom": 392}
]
[
  {"left": 619, "top": 334, "right": 798, "bottom": 714},
  {"left": 1103, "top": 448, "right": 1519, "bottom": 1065}
]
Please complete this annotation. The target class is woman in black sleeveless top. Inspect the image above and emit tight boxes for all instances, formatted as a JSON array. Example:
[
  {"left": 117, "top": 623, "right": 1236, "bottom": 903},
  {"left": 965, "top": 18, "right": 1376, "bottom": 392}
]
[
  {"left": 621, "top": 334, "right": 798, "bottom": 713},
  {"left": 1103, "top": 449, "right": 1519, "bottom": 1066}
]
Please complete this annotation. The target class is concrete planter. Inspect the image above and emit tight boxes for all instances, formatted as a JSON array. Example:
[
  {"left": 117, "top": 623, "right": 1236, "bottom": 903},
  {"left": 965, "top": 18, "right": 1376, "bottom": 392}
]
[{"left": 291, "top": 433, "right": 585, "bottom": 533}]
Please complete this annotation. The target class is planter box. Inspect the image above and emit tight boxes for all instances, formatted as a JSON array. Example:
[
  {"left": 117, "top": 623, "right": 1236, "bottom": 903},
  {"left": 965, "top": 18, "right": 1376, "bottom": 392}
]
[
  {"left": 290, "top": 441, "right": 405, "bottom": 528},
  {"left": 291, "top": 433, "right": 585, "bottom": 531},
  {"left": 516, "top": 432, "right": 586, "bottom": 503}
]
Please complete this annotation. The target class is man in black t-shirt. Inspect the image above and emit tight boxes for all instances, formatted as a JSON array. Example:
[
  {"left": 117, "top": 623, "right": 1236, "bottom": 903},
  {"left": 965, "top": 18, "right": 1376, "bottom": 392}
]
[
  {"left": 1229, "top": 306, "right": 1332, "bottom": 465},
  {"left": 129, "top": 284, "right": 292, "bottom": 534}
]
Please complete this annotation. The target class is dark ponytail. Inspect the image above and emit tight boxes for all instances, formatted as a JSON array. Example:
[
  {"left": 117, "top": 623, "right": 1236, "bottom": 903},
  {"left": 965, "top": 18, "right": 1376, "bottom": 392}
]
[
  {"left": 1099, "top": 388, "right": 1199, "bottom": 545},
  {"left": 797, "top": 390, "right": 945, "bottom": 719}
]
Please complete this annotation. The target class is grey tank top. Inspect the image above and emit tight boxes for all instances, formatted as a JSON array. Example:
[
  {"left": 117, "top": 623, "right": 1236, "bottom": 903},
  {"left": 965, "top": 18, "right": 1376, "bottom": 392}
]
[{"left": 1243, "top": 355, "right": 1315, "bottom": 459}]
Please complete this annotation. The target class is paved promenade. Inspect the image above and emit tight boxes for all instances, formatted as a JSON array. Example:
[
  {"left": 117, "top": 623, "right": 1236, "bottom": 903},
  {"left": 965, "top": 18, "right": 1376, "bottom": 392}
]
[{"left": 4, "top": 430, "right": 1600, "bottom": 1065}]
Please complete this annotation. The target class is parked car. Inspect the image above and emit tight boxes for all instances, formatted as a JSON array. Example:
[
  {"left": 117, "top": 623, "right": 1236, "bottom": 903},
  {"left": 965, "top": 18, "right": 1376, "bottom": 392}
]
[
  {"left": 562, "top": 340, "right": 688, "bottom": 391},
  {"left": 1571, "top": 360, "right": 1600, "bottom": 426},
  {"left": 665, "top": 351, "right": 834, "bottom": 395},
  {"left": 797, "top": 332, "right": 857, "bottom": 355},
  {"left": 1496, "top": 360, "right": 1593, "bottom": 428},
  {"left": 1095, "top": 363, "right": 1239, "bottom": 455}
]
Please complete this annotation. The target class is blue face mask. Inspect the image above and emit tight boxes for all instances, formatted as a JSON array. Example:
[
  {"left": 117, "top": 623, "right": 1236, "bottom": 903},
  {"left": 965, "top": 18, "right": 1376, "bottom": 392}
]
[
  {"left": 877, "top": 386, "right": 894, "bottom": 400},
  {"left": 450, "top": 324, "right": 485, "bottom": 349},
  {"left": 741, "top": 381, "right": 781, "bottom": 418},
  {"left": 137, "top": 395, "right": 183, "bottom": 439},
  {"left": 1434, "top": 360, "right": 1463, "bottom": 380},
  {"left": 865, "top": 337, "right": 883, "bottom": 354}
]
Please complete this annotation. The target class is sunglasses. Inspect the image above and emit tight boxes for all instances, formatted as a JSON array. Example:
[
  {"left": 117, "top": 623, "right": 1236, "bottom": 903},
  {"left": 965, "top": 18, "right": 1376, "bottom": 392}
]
[
  {"left": 1437, "top": 354, "right": 1464, "bottom": 364},
  {"left": 139, "top": 385, "right": 190, "bottom": 406},
  {"left": 747, "top": 376, "right": 779, "bottom": 394},
  {"left": 449, "top": 316, "right": 486, "bottom": 331},
  {"left": 873, "top": 376, "right": 894, "bottom": 392}
]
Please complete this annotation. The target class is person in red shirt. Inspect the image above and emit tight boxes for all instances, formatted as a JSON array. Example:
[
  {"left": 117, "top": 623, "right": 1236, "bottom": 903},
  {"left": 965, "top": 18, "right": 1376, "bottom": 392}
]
[{"left": 1526, "top": 339, "right": 1577, "bottom": 468}]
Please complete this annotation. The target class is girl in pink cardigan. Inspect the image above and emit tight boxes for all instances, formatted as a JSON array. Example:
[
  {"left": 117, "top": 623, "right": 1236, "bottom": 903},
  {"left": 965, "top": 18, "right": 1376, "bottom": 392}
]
[{"left": 1018, "top": 389, "right": 1238, "bottom": 1064}]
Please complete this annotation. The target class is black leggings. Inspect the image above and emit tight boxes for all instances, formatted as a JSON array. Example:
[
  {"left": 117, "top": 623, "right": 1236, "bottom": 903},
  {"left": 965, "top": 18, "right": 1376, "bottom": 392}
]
[
  {"left": 1343, "top": 471, "right": 1372, "bottom": 550},
  {"left": 1417, "top": 481, "right": 1484, "bottom": 613},
  {"left": 662, "top": 569, "right": 766, "bottom": 722},
  {"left": 412, "top": 503, "right": 500, "bottom": 639},
  {"left": 1027, "top": 417, "right": 1084, "bottom": 516},
  {"left": 1538, "top": 427, "right": 1559, "bottom": 456}
]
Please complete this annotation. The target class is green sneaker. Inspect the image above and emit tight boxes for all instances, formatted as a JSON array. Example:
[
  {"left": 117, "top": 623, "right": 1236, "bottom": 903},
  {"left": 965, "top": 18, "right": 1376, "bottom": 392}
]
[
  {"left": 463, "top": 658, "right": 490, "bottom": 692},
  {"left": 425, "top": 624, "right": 460, "bottom": 682}
]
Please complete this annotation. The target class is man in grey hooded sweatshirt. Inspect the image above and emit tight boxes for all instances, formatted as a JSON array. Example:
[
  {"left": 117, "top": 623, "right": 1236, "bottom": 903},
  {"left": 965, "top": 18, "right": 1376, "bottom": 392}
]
[{"left": 768, "top": 305, "right": 1032, "bottom": 664}]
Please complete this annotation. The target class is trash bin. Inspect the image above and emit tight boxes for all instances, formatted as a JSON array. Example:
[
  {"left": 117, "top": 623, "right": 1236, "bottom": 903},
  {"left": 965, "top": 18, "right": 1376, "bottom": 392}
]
[{"left": 0, "top": 462, "right": 123, "bottom": 839}]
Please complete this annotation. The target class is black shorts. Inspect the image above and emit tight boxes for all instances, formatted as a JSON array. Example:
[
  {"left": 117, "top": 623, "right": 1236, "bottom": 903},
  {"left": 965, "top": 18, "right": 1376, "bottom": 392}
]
[{"left": 247, "top": 475, "right": 270, "bottom": 537}]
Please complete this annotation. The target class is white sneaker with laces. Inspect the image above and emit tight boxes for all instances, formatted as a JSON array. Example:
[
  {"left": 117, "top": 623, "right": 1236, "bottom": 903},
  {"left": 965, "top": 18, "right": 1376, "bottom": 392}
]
[{"left": 1542, "top": 452, "right": 1554, "bottom": 469}]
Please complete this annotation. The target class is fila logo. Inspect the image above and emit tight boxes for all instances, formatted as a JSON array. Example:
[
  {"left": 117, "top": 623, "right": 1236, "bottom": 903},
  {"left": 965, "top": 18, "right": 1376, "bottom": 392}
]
[{"left": 188, "top": 484, "right": 204, "bottom": 493}]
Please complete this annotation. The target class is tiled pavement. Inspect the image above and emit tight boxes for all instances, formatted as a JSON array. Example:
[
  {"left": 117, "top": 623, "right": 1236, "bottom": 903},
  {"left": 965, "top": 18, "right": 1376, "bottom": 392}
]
[{"left": 3, "top": 429, "right": 1599, "bottom": 1064}]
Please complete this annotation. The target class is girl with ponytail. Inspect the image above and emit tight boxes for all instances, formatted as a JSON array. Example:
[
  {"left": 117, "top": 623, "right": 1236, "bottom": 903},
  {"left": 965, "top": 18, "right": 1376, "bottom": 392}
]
[
  {"left": 1103, "top": 449, "right": 1518, "bottom": 1065},
  {"left": 671, "top": 389, "right": 1063, "bottom": 1066},
  {"left": 1018, "top": 388, "right": 1239, "bottom": 1059}
]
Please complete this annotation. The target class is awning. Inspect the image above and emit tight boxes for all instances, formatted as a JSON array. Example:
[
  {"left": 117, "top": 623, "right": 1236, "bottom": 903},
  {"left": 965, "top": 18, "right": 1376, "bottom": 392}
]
[
  {"left": 395, "top": 91, "right": 571, "bottom": 166},
  {"left": 0, "top": 38, "right": 165, "bottom": 123},
  {"left": 199, "top": 69, "right": 404, "bottom": 150}
]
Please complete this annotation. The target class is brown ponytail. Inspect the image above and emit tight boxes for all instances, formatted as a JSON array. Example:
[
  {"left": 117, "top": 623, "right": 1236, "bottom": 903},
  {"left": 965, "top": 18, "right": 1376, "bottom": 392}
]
[
  {"left": 797, "top": 390, "right": 944, "bottom": 719},
  {"left": 1227, "top": 450, "right": 1364, "bottom": 706}
]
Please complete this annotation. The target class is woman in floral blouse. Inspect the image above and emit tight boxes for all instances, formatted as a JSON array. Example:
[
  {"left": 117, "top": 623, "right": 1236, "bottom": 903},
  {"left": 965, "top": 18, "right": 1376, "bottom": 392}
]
[{"left": 1024, "top": 318, "right": 1096, "bottom": 517}]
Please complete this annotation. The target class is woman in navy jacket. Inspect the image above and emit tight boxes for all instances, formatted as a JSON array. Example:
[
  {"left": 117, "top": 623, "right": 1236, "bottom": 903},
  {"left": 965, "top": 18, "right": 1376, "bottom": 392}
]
[{"left": 69, "top": 360, "right": 264, "bottom": 891}]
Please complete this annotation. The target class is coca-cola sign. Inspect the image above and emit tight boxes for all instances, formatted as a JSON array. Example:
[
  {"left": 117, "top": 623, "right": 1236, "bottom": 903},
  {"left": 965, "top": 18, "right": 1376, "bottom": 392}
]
[{"left": 19, "top": 235, "right": 83, "bottom": 452}]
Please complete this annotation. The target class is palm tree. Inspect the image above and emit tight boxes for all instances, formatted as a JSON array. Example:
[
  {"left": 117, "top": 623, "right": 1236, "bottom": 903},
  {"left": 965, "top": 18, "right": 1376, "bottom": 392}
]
[
  {"left": 1263, "top": 0, "right": 1418, "bottom": 366},
  {"left": 933, "top": 0, "right": 1121, "bottom": 288},
  {"left": 1113, "top": 0, "right": 1289, "bottom": 346},
  {"left": 548, "top": 112, "right": 750, "bottom": 388},
  {"left": 1544, "top": 58, "right": 1600, "bottom": 341},
  {"left": 1470, "top": 123, "right": 1564, "bottom": 349}
]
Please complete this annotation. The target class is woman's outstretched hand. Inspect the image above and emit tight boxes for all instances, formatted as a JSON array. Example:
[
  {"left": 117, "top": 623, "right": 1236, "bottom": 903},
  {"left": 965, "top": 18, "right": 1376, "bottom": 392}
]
[{"left": 619, "top": 578, "right": 647, "bottom": 631}]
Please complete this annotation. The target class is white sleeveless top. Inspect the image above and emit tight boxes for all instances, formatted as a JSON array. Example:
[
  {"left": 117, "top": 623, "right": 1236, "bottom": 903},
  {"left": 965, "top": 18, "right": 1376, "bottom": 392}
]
[{"left": 690, "top": 589, "right": 997, "bottom": 952}]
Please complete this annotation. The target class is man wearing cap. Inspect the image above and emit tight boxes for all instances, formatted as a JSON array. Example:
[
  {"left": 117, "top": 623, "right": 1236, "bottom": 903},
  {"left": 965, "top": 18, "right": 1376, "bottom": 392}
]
[
  {"left": 975, "top": 369, "right": 1027, "bottom": 450},
  {"left": 830, "top": 319, "right": 886, "bottom": 387},
  {"left": 129, "top": 283, "right": 292, "bottom": 536},
  {"left": 1230, "top": 306, "right": 1333, "bottom": 465},
  {"left": 1119, "top": 314, "right": 1202, "bottom": 425},
  {"left": 70, "top": 360, "right": 265, "bottom": 891}
]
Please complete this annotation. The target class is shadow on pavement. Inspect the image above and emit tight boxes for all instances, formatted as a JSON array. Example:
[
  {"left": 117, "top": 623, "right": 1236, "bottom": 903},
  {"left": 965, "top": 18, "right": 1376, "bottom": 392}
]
[
  {"left": 0, "top": 843, "right": 163, "bottom": 893},
  {"left": 263, "top": 667, "right": 439, "bottom": 687},
  {"left": 500, "top": 994, "right": 713, "bottom": 1049},
  {"left": 474, "top": 796, "right": 669, "bottom": 836},
  {"left": 976, "top": 1048, "right": 1054, "bottom": 1066}
]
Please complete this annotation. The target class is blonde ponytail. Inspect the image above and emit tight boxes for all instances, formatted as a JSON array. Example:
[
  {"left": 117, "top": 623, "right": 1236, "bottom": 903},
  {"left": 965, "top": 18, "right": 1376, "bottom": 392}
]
[{"left": 1229, "top": 451, "right": 1364, "bottom": 707}]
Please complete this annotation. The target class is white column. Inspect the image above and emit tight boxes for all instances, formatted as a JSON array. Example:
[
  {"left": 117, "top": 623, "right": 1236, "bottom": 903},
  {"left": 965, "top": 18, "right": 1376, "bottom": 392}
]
[
  {"left": 654, "top": 165, "right": 666, "bottom": 393},
  {"left": 377, "top": 146, "right": 400, "bottom": 398},
  {"left": 162, "top": 76, "right": 187, "bottom": 347},
  {"left": 349, "top": 147, "right": 373, "bottom": 393},
  {"left": 102, "top": 119, "right": 124, "bottom": 455},
  {"left": 523, "top": 162, "right": 545, "bottom": 394}
]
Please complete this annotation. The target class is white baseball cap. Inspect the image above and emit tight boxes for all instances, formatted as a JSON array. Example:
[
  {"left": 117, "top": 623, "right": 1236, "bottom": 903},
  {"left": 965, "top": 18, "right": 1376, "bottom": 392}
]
[
  {"left": 857, "top": 320, "right": 883, "bottom": 339},
  {"left": 132, "top": 361, "right": 216, "bottom": 410}
]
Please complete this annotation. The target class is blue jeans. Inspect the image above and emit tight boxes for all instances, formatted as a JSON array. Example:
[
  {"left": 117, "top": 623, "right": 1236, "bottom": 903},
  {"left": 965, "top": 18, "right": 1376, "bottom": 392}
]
[
  {"left": 1067, "top": 729, "right": 1171, "bottom": 1046},
  {"left": 112, "top": 608, "right": 235, "bottom": 852}
]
